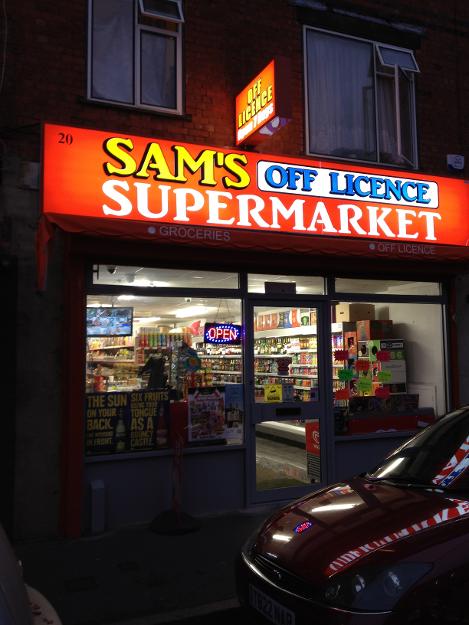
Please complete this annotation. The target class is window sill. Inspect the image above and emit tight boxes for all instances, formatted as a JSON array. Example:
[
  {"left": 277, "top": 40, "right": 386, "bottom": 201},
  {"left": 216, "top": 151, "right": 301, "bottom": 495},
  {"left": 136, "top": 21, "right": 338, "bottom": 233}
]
[
  {"left": 84, "top": 443, "right": 245, "bottom": 463},
  {"left": 79, "top": 96, "right": 192, "bottom": 122},
  {"left": 335, "top": 430, "right": 416, "bottom": 442}
]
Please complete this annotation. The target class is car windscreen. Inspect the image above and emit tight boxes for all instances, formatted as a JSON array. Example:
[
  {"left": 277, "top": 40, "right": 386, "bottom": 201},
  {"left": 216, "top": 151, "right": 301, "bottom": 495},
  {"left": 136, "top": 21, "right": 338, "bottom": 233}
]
[{"left": 366, "top": 407, "right": 469, "bottom": 490}]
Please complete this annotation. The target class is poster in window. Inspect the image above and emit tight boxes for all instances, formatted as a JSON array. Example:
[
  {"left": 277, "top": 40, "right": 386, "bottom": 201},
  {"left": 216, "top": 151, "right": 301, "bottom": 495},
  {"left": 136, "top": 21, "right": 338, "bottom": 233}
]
[
  {"left": 85, "top": 389, "right": 170, "bottom": 455},
  {"left": 224, "top": 383, "right": 244, "bottom": 442},
  {"left": 188, "top": 386, "right": 225, "bottom": 442}
]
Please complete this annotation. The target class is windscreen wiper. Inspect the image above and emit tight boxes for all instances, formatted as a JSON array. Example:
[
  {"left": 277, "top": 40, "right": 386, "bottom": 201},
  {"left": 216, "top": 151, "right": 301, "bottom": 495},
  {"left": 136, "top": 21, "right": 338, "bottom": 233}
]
[{"left": 365, "top": 475, "right": 445, "bottom": 491}]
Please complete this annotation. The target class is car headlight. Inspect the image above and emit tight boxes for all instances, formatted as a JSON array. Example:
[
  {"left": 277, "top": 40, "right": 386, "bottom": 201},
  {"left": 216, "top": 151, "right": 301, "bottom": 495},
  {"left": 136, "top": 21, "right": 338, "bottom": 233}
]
[{"left": 323, "top": 562, "right": 432, "bottom": 611}]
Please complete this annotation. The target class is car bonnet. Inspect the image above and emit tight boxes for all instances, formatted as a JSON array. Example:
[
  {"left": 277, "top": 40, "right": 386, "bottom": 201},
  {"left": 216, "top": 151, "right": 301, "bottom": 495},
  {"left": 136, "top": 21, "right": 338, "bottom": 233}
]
[{"left": 252, "top": 479, "right": 469, "bottom": 584}]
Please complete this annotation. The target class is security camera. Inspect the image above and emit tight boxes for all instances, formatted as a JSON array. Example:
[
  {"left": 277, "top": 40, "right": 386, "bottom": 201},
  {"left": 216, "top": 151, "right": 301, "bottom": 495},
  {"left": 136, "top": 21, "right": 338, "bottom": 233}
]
[
  {"left": 185, "top": 297, "right": 192, "bottom": 303},
  {"left": 107, "top": 265, "right": 117, "bottom": 275}
]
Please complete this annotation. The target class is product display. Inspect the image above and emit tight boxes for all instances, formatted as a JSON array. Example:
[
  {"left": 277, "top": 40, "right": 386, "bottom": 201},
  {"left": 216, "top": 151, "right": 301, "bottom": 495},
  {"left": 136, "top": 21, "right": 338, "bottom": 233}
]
[
  {"left": 85, "top": 296, "right": 246, "bottom": 454},
  {"left": 254, "top": 316, "right": 319, "bottom": 402},
  {"left": 331, "top": 304, "right": 434, "bottom": 434},
  {"left": 84, "top": 295, "right": 441, "bottom": 451}
]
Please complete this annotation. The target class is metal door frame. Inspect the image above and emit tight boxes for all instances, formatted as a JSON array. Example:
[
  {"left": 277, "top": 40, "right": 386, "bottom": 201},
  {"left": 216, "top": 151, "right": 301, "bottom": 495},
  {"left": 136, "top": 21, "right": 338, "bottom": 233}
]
[{"left": 244, "top": 297, "right": 335, "bottom": 505}]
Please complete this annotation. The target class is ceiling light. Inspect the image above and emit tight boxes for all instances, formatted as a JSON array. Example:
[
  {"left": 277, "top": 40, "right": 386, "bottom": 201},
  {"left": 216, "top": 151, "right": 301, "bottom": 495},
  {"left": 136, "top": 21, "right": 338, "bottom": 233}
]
[
  {"left": 134, "top": 316, "right": 161, "bottom": 322},
  {"left": 117, "top": 295, "right": 137, "bottom": 301},
  {"left": 173, "top": 305, "right": 214, "bottom": 318},
  {"left": 86, "top": 303, "right": 112, "bottom": 308}
]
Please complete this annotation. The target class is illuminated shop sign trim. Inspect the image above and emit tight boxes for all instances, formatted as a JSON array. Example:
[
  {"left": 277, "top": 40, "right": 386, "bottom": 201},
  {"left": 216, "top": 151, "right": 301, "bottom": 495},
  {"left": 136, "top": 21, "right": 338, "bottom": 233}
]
[
  {"left": 235, "top": 58, "right": 292, "bottom": 146},
  {"left": 203, "top": 323, "right": 242, "bottom": 345},
  {"left": 42, "top": 124, "right": 469, "bottom": 249}
]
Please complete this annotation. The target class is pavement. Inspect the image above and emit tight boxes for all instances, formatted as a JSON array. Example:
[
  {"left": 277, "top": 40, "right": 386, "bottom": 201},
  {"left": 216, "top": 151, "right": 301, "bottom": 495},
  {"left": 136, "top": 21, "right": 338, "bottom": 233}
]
[{"left": 14, "top": 507, "right": 275, "bottom": 625}]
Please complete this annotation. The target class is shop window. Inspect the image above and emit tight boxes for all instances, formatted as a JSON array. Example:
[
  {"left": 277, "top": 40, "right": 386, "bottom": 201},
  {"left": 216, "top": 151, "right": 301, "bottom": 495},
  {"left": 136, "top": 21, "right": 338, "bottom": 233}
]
[
  {"left": 92, "top": 266, "right": 239, "bottom": 289},
  {"left": 85, "top": 295, "right": 244, "bottom": 455},
  {"left": 334, "top": 278, "right": 441, "bottom": 296},
  {"left": 88, "top": 0, "right": 183, "bottom": 114},
  {"left": 305, "top": 28, "right": 419, "bottom": 167},
  {"left": 248, "top": 274, "right": 325, "bottom": 294},
  {"left": 331, "top": 301, "right": 446, "bottom": 436},
  {"left": 252, "top": 305, "right": 323, "bottom": 485}
]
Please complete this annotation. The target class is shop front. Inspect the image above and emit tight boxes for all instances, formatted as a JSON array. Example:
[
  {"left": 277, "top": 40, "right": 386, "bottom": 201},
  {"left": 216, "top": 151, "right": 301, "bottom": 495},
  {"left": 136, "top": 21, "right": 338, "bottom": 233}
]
[{"left": 39, "top": 124, "right": 469, "bottom": 536}]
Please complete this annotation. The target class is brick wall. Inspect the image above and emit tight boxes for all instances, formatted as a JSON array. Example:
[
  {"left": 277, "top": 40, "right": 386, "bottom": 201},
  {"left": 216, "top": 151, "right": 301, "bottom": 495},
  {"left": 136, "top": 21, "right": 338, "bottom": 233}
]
[{"left": 2, "top": 0, "right": 468, "bottom": 171}]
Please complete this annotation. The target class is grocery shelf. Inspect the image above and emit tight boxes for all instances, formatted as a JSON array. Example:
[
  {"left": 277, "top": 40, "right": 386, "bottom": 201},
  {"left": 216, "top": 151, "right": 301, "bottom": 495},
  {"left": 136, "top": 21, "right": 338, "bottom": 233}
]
[
  {"left": 199, "top": 354, "right": 242, "bottom": 358},
  {"left": 88, "top": 345, "right": 134, "bottom": 351},
  {"left": 88, "top": 359, "right": 137, "bottom": 364}
]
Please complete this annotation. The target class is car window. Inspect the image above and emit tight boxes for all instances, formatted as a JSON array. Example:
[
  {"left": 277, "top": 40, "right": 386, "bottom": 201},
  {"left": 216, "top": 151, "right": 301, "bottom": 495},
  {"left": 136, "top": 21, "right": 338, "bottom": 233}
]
[{"left": 367, "top": 407, "right": 469, "bottom": 490}]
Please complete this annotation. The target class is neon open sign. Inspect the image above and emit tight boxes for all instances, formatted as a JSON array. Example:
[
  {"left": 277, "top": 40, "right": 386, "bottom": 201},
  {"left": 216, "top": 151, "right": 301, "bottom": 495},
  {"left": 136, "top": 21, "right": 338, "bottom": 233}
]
[{"left": 204, "top": 323, "right": 242, "bottom": 345}]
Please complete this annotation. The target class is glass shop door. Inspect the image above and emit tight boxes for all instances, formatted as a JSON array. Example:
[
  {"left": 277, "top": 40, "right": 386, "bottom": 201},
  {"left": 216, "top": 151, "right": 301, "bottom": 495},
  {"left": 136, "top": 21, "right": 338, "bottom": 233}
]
[{"left": 246, "top": 300, "right": 331, "bottom": 504}]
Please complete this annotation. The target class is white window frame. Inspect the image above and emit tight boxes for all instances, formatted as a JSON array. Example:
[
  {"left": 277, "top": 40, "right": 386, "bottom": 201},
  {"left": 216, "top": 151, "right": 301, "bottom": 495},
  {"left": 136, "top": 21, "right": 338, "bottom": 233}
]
[
  {"left": 87, "top": 0, "right": 184, "bottom": 115},
  {"left": 304, "top": 26, "right": 420, "bottom": 168},
  {"left": 139, "top": 0, "right": 184, "bottom": 23}
]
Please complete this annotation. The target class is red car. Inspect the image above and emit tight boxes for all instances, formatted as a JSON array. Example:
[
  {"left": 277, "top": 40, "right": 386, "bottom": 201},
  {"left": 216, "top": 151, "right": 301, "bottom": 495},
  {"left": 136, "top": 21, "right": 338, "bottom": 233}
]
[{"left": 237, "top": 406, "right": 469, "bottom": 625}]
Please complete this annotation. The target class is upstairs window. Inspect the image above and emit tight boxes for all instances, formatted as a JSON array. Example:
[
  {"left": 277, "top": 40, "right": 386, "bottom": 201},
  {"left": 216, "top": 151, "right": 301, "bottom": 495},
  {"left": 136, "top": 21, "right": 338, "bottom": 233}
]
[
  {"left": 88, "top": 0, "right": 184, "bottom": 114},
  {"left": 305, "top": 28, "right": 419, "bottom": 168}
]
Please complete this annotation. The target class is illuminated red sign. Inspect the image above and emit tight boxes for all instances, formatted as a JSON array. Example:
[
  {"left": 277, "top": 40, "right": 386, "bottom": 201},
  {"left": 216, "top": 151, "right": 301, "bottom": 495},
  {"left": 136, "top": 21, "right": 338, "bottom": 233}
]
[
  {"left": 42, "top": 124, "right": 469, "bottom": 251},
  {"left": 235, "top": 58, "right": 292, "bottom": 145}
]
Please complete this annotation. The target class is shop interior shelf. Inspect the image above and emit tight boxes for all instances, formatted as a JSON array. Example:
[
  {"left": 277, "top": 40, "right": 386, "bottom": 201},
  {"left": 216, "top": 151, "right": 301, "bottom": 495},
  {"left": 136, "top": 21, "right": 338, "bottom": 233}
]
[
  {"left": 253, "top": 322, "right": 344, "bottom": 339},
  {"left": 199, "top": 354, "right": 242, "bottom": 358},
  {"left": 88, "top": 359, "right": 137, "bottom": 364},
  {"left": 255, "top": 372, "right": 295, "bottom": 377},
  {"left": 88, "top": 345, "right": 134, "bottom": 351}
]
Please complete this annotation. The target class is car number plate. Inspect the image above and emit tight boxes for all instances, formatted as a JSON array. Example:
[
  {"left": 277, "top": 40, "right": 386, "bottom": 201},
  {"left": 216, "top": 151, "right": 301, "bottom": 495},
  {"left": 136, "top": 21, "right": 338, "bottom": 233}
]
[{"left": 249, "top": 584, "right": 295, "bottom": 625}]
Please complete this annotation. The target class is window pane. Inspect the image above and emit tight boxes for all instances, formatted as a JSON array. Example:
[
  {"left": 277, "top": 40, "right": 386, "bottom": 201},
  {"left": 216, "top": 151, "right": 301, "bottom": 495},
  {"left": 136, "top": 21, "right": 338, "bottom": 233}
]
[
  {"left": 140, "top": 0, "right": 183, "bottom": 22},
  {"left": 256, "top": 419, "right": 320, "bottom": 490},
  {"left": 141, "top": 31, "right": 176, "bottom": 109},
  {"left": 85, "top": 294, "right": 244, "bottom": 454},
  {"left": 332, "top": 302, "right": 446, "bottom": 436},
  {"left": 399, "top": 68, "right": 414, "bottom": 165},
  {"left": 91, "top": 0, "right": 134, "bottom": 104},
  {"left": 306, "top": 29, "right": 376, "bottom": 160},
  {"left": 248, "top": 274, "right": 325, "bottom": 294},
  {"left": 378, "top": 46, "right": 418, "bottom": 71},
  {"left": 334, "top": 278, "right": 441, "bottom": 296},
  {"left": 254, "top": 306, "right": 319, "bottom": 403},
  {"left": 93, "top": 266, "right": 239, "bottom": 289},
  {"left": 377, "top": 74, "right": 399, "bottom": 165}
]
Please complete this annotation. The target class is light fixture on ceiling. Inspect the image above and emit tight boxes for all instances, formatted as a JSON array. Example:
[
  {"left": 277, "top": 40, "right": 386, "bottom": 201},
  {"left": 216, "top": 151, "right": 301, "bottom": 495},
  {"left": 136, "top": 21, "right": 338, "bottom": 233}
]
[
  {"left": 134, "top": 316, "right": 161, "bottom": 322},
  {"left": 173, "top": 305, "right": 214, "bottom": 318}
]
